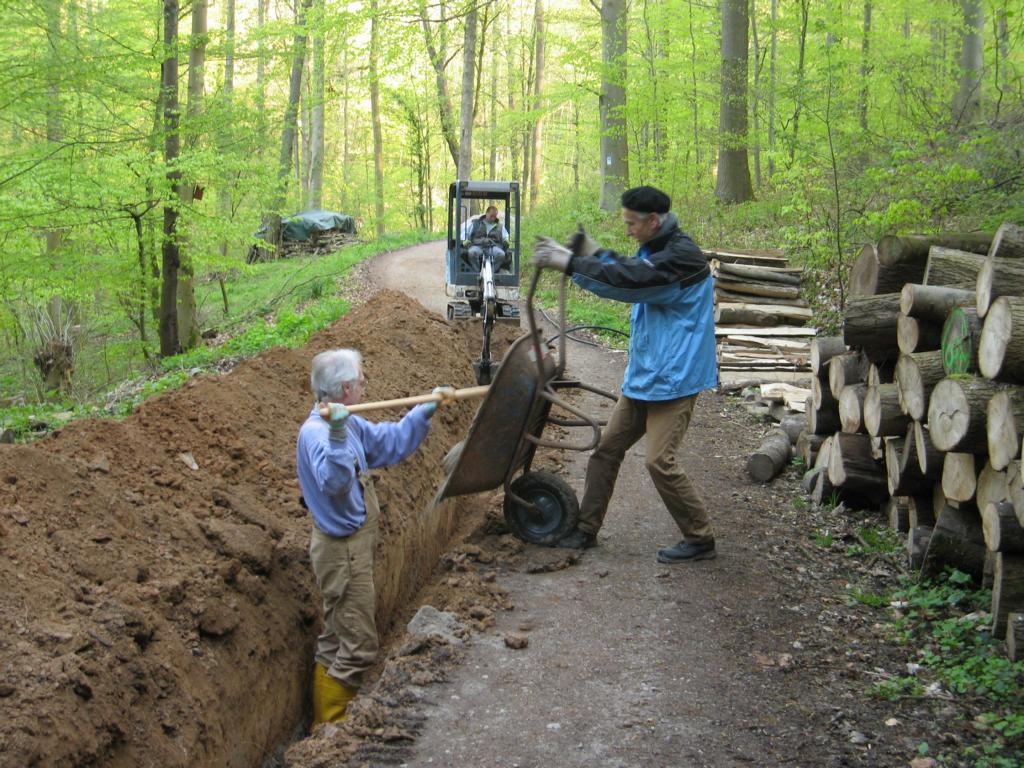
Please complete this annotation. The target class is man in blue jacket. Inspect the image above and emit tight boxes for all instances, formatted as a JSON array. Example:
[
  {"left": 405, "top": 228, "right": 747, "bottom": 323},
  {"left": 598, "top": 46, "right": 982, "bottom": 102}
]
[
  {"left": 297, "top": 348, "right": 450, "bottom": 724},
  {"left": 532, "top": 185, "right": 718, "bottom": 564}
]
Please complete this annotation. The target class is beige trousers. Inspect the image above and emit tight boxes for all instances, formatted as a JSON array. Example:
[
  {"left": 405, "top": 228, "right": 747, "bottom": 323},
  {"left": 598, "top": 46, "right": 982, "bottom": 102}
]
[
  {"left": 309, "top": 473, "right": 380, "bottom": 689},
  {"left": 577, "top": 393, "right": 713, "bottom": 544}
]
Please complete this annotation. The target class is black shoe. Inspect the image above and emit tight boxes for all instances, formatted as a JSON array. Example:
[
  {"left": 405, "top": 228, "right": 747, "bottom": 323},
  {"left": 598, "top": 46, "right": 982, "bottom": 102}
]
[
  {"left": 557, "top": 529, "right": 597, "bottom": 549},
  {"left": 657, "top": 539, "right": 716, "bottom": 564}
]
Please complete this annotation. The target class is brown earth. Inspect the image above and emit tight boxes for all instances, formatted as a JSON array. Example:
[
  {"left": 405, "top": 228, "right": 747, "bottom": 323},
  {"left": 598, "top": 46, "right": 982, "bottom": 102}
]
[{"left": 0, "top": 289, "right": 518, "bottom": 768}]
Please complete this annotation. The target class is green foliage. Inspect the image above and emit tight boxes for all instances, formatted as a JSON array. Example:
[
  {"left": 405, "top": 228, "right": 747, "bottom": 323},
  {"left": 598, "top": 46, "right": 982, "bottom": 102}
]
[
  {"left": 871, "top": 570, "right": 1024, "bottom": 766},
  {"left": 0, "top": 232, "right": 431, "bottom": 438},
  {"left": 868, "top": 675, "right": 924, "bottom": 700},
  {"left": 845, "top": 525, "right": 902, "bottom": 557},
  {"left": 812, "top": 531, "right": 834, "bottom": 548}
]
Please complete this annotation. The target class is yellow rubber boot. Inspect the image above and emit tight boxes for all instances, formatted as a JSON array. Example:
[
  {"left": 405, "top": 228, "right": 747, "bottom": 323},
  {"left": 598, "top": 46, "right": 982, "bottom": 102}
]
[{"left": 312, "top": 664, "right": 358, "bottom": 725}]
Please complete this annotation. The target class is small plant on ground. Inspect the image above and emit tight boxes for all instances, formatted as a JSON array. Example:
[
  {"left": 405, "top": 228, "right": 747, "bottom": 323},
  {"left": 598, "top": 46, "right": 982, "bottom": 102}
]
[{"left": 867, "top": 569, "right": 1024, "bottom": 766}]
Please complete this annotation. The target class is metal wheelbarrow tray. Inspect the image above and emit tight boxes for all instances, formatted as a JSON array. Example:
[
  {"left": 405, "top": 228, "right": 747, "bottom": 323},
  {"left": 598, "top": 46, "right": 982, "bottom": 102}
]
[{"left": 437, "top": 273, "right": 616, "bottom": 545}]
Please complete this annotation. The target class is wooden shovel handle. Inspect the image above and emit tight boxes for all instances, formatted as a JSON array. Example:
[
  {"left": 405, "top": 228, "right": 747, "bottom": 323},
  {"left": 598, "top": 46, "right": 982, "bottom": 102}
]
[{"left": 319, "top": 385, "right": 489, "bottom": 419}]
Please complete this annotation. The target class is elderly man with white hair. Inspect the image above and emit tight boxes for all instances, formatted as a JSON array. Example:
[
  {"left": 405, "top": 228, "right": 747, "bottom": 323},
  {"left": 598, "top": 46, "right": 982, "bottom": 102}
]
[{"left": 296, "top": 348, "right": 451, "bottom": 725}]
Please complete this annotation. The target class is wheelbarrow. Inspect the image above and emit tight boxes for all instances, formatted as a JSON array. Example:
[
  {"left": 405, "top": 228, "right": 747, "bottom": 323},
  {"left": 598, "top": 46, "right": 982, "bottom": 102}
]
[{"left": 435, "top": 269, "right": 618, "bottom": 545}]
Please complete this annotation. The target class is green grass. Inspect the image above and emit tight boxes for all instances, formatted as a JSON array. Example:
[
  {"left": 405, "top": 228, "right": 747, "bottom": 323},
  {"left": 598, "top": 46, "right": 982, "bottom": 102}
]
[{"left": 0, "top": 230, "right": 437, "bottom": 440}]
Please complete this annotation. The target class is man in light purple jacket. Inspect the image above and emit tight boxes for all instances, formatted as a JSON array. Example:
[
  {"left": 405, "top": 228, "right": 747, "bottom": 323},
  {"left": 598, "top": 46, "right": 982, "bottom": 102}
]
[{"left": 297, "top": 348, "right": 449, "bottom": 724}]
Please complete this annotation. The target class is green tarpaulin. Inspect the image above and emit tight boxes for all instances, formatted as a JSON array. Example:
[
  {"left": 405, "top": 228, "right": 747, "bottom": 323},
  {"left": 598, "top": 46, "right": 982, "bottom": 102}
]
[{"left": 256, "top": 210, "right": 356, "bottom": 242}]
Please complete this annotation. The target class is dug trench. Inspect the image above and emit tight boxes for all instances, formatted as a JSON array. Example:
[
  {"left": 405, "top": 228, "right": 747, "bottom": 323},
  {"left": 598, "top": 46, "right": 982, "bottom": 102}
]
[{"left": 0, "top": 290, "right": 524, "bottom": 767}]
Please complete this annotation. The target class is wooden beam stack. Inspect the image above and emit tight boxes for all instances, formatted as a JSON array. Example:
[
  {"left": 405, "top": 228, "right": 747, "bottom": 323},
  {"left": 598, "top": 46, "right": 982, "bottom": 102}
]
[{"left": 708, "top": 248, "right": 813, "bottom": 377}]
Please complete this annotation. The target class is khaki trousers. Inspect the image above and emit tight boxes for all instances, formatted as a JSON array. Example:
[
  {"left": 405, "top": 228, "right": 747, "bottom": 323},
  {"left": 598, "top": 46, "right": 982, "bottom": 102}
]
[
  {"left": 309, "top": 473, "right": 380, "bottom": 690},
  {"left": 578, "top": 393, "right": 713, "bottom": 544}
]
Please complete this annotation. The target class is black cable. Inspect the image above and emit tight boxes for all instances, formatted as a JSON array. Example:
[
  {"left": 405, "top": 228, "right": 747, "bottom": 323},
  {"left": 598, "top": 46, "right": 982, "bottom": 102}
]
[{"left": 537, "top": 304, "right": 630, "bottom": 347}]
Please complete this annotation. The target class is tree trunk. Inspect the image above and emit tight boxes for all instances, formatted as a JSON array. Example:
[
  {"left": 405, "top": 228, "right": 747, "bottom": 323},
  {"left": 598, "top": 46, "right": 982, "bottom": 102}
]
[
  {"left": 975, "top": 257, "right": 1024, "bottom": 319},
  {"left": 868, "top": 361, "right": 895, "bottom": 386},
  {"left": 528, "top": 0, "right": 545, "bottom": 212},
  {"left": 308, "top": 0, "right": 325, "bottom": 209},
  {"left": 888, "top": 423, "right": 938, "bottom": 496},
  {"left": 988, "top": 222, "right": 1024, "bottom": 260},
  {"left": 747, "top": 428, "right": 791, "bottom": 482},
  {"left": 924, "top": 246, "right": 987, "bottom": 286},
  {"left": 839, "top": 383, "right": 868, "bottom": 435},
  {"left": 849, "top": 243, "right": 925, "bottom": 297},
  {"left": 859, "top": 1, "right": 871, "bottom": 130},
  {"left": 885, "top": 495, "right": 910, "bottom": 533},
  {"left": 599, "top": 0, "right": 628, "bottom": 211},
  {"left": 912, "top": 421, "right": 945, "bottom": 479},
  {"left": 980, "top": 296, "right": 1024, "bottom": 381},
  {"left": 255, "top": 0, "right": 267, "bottom": 148},
  {"left": 1008, "top": 612, "right": 1024, "bottom": 660},
  {"left": 827, "top": 432, "right": 887, "bottom": 503},
  {"left": 941, "top": 305, "right": 982, "bottom": 375},
  {"left": 897, "top": 314, "right": 942, "bottom": 355},
  {"left": 921, "top": 504, "right": 986, "bottom": 581},
  {"left": 843, "top": 293, "right": 901, "bottom": 361},
  {"left": 928, "top": 375, "right": 1002, "bottom": 453},
  {"left": 797, "top": 430, "right": 825, "bottom": 466},
  {"left": 809, "top": 378, "right": 840, "bottom": 435},
  {"left": 828, "top": 352, "right": 867, "bottom": 399},
  {"left": 982, "top": 501, "right": 1024, "bottom": 553},
  {"left": 262, "top": 0, "right": 313, "bottom": 259},
  {"left": 789, "top": 0, "right": 808, "bottom": 163},
  {"left": 978, "top": 258, "right": 1023, "bottom": 335},
  {"left": 159, "top": 0, "right": 182, "bottom": 357},
  {"left": 766, "top": 0, "right": 776, "bottom": 178},
  {"left": 977, "top": 461, "right": 1010, "bottom": 513},
  {"left": 369, "top": 0, "right": 385, "bottom": 236},
  {"left": 715, "top": 0, "right": 753, "bottom": 204},
  {"left": 419, "top": 0, "right": 459, "bottom": 169},
  {"left": 749, "top": 1, "right": 761, "bottom": 187},
  {"left": 1008, "top": 460, "right": 1024, "bottom": 526},
  {"left": 942, "top": 452, "right": 979, "bottom": 503},
  {"left": 900, "top": 283, "right": 974, "bottom": 322},
  {"left": 878, "top": 233, "right": 992, "bottom": 265},
  {"left": 987, "top": 388, "right": 1024, "bottom": 470},
  {"left": 714, "top": 304, "right": 811, "bottom": 326},
  {"left": 41, "top": 0, "right": 75, "bottom": 393},
  {"left": 810, "top": 336, "right": 846, "bottom": 376},
  {"left": 865, "top": 383, "right": 909, "bottom": 438},
  {"left": 952, "top": 0, "right": 984, "bottom": 127},
  {"left": 176, "top": 0, "right": 206, "bottom": 352},
  {"left": 895, "top": 350, "right": 945, "bottom": 420},
  {"left": 218, "top": 0, "right": 235, "bottom": 262},
  {"left": 777, "top": 414, "right": 807, "bottom": 443},
  {"left": 457, "top": 4, "right": 477, "bottom": 180},
  {"left": 992, "top": 552, "right": 1024, "bottom": 638}
]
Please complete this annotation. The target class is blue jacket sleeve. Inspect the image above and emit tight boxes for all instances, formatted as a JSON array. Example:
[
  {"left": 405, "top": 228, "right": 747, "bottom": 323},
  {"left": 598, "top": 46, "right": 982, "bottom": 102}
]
[
  {"left": 569, "top": 230, "right": 708, "bottom": 305},
  {"left": 358, "top": 405, "right": 432, "bottom": 469}
]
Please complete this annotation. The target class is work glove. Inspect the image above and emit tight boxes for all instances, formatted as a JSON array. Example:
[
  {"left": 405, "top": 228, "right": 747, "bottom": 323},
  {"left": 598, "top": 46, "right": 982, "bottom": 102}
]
[
  {"left": 322, "top": 402, "right": 349, "bottom": 442},
  {"left": 566, "top": 225, "right": 601, "bottom": 259},
  {"left": 421, "top": 386, "right": 456, "bottom": 418},
  {"left": 462, "top": 239, "right": 471, "bottom": 248},
  {"left": 531, "top": 237, "right": 574, "bottom": 274}
]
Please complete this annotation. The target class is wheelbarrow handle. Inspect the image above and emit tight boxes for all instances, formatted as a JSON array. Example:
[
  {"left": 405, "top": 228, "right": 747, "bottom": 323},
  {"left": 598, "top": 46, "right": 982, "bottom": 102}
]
[{"left": 319, "top": 385, "right": 490, "bottom": 419}]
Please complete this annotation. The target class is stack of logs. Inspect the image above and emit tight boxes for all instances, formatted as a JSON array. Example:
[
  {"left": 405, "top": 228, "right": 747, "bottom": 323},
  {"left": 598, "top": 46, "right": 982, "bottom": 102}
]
[
  {"left": 800, "top": 222, "right": 1024, "bottom": 659},
  {"left": 708, "top": 248, "right": 814, "bottom": 374}
]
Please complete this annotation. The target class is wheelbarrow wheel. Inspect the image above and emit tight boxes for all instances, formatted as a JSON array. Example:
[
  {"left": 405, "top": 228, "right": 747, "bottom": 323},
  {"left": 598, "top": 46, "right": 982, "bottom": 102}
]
[{"left": 503, "top": 471, "right": 580, "bottom": 546}]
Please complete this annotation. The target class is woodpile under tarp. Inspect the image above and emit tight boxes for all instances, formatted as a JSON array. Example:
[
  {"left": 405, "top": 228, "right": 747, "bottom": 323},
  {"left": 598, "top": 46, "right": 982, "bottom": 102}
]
[
  {"left": 709, "top": 247, "right": 814, "bottom": 380},
  {"left": 801, "top": 222, "right": 1024, "bottom": 658}
]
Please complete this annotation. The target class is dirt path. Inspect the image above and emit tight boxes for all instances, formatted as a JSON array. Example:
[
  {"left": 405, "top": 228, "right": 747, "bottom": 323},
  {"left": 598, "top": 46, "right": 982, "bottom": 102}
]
[{"left": 354, "top": 242, "right": 923, "bottom": 767}]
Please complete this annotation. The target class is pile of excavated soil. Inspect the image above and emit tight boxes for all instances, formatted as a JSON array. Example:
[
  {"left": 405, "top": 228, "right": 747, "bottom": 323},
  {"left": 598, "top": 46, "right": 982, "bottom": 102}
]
[{"left": 0, "top": 291, "right": 516, "bottom": 768}]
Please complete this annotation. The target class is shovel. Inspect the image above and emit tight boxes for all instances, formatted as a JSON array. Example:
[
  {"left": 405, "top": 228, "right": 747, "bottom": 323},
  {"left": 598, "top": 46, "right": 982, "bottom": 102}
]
[{"left": 318, "top": 384, "right": 489, "bottom": 420}]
